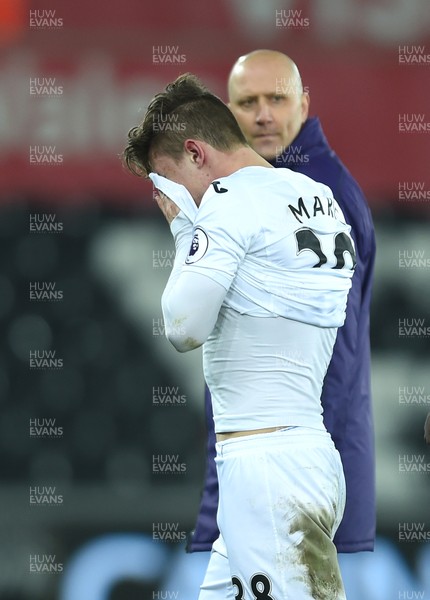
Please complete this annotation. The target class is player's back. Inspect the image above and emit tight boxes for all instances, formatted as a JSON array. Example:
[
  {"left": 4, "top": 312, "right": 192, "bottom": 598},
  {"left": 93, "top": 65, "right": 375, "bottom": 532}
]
[{"left": 185, "top": 166, "right": 356, "bottom": 434}]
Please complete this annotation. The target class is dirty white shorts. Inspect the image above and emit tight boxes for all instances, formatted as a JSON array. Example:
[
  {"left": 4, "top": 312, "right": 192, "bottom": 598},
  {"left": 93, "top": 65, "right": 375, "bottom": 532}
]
[{"left": 198, "top": 427, "right": 347, "bottom": 600}]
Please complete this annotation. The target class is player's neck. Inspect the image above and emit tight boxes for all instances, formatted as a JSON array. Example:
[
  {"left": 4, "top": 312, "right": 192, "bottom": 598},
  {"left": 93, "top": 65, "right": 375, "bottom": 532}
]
[{"left": 208, "top": 145, "right": 273, "bottom": 179}]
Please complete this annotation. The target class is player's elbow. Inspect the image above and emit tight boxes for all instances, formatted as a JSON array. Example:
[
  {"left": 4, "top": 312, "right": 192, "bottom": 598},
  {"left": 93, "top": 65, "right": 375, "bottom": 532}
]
[
  {"left": 168, "top": 335, "right": 203, "bottom": 353},
  {"left": 165, "top": 322, "right": 204, "bottom": 353}
]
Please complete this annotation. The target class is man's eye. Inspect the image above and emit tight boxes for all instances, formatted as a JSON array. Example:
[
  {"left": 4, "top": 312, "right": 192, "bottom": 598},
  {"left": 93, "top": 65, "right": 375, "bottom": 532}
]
[{"left": 239, "top": 99, "right": 254, "bottom": 108}]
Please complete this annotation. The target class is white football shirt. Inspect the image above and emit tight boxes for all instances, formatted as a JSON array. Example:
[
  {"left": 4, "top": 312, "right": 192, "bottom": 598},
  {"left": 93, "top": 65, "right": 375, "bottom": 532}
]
[{"left": 161, "top": 166, "right": 356, "bottom": 432}]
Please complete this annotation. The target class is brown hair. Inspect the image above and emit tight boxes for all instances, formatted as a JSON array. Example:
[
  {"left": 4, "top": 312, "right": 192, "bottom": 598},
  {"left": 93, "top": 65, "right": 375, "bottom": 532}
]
[{"left": 123, "top": 73, "right": 247, "bottom": 176}]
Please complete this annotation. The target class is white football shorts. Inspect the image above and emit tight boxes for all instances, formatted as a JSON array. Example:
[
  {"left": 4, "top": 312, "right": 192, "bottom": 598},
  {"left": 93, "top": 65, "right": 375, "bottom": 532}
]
[{"left": 198, "top": 427, "right": 347, "bottom": 600}]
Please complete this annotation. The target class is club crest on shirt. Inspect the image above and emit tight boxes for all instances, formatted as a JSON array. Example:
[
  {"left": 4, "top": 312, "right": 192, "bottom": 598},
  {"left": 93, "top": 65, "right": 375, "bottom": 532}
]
[{"left": 185, "top": 227, "right": 209, "bottom": 264}]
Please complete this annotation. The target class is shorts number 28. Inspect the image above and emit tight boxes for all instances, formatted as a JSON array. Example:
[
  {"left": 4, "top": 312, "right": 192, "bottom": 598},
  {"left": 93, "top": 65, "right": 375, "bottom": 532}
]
[{"left": 232, "top": 573, "right": 275, "bottom": 600}]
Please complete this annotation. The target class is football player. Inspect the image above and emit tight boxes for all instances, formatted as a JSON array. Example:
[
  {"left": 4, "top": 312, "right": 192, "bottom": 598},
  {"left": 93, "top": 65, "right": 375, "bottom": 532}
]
[{"left": 124, "top": 73, "right": 356, "bottom": 599}]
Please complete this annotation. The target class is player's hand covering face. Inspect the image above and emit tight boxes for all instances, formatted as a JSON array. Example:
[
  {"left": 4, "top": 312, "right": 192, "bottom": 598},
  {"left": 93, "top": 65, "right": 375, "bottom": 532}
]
[
  {"left": 149, "top": 173, "right": 198, "bottom": 223},
  {"left": 153, "top": 189, "right": 180, "bottom": 224}
]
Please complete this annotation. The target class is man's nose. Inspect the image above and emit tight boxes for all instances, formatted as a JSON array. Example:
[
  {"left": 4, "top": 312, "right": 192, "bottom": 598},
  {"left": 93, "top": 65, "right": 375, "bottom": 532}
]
[{"left": 255, "top": 102, "right": 273, "bottom": 124}]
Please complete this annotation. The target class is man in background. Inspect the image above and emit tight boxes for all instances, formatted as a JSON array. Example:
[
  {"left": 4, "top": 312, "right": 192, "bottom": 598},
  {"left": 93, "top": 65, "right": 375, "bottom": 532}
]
[{"left": 187, "top": 49, "right": 376, "bottom": 595}]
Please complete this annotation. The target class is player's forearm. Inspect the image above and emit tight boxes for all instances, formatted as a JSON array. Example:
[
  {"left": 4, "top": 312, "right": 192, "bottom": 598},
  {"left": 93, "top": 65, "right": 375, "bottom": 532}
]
[
  {"left": 163, "top": 211, "right": 194, "bottom": 299},
  {"left": 158, "top": 209, "right": 225, "bottom": 352},
  {"left": 162, "top": 271, "right": 226, "bottom": 352},
  {"left": 162, "top": 252, "right": 227, "bottom": 356},
  {"left": 162, "top": 212, "right": 197, "bottom": 351}
]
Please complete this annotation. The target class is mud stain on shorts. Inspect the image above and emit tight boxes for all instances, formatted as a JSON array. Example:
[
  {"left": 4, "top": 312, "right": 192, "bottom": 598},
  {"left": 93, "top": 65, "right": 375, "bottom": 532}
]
[{"left": 289, "top": 506, "right": 344, "bottom": 599}]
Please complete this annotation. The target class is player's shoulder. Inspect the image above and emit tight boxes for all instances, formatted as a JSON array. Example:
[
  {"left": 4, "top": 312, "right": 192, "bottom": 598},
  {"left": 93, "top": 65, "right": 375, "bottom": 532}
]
[
  {"left": 197, "top": 165, "right": 340, "bottom": 227},
  {"left": 278, "top": 166, "right": 335, "bottom": 199},
  {"left": 204, "top": 166, "right": 332, "bottom": 201},
  {"left": 199, "top": 167, "right": 267, "bottom": 215},
  {"left": 205, "top": 166, "right": 273, "bottom": 197},
  {"left": 195, "top": 169, "right": 260, "bottom": 232}
]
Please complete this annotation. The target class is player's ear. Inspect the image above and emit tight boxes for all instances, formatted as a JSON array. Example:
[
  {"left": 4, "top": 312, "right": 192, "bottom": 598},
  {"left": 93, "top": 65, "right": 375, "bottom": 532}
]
[{"left": 184, "top": 139, "right": 205, "bottom": 167}]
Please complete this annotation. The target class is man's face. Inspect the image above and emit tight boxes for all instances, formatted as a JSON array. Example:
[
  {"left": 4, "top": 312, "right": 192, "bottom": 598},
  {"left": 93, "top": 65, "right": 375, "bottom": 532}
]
[
  {"left": 150, "top": 150, "right": 207, "bottom": 206},
  {"left": 228, "top": 58, "right": 309, "bottom": 161}
]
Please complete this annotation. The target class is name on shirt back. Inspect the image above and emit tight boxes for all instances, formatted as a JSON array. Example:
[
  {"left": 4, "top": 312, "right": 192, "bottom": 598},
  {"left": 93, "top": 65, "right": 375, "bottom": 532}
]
[{"left": 288, "top": 196, "right": 339, "bottom": 224}]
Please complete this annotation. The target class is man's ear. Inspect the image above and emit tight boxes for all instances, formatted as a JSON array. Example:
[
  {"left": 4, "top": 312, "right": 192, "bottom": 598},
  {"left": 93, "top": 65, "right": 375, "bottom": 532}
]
[
  {"left": 184, "top": 139, "right": 205, "bottom": 166},
  {"left": 301, "top": 93, "right": 310, "bottom": 122}
]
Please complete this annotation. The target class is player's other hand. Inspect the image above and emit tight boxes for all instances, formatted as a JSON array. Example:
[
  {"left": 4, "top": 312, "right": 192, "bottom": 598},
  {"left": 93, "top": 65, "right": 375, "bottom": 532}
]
[
  {"left": 424, "top": 412, "right": 430, "bottom": 444},
  {"left": 153, "top": 189, "right": 180, "bottom": 224}
]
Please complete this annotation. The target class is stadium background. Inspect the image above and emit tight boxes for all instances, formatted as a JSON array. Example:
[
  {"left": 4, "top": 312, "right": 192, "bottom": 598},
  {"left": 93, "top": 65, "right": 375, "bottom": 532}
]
[{"left": 0, "top": 0, "right": 429, "bottom": 598}]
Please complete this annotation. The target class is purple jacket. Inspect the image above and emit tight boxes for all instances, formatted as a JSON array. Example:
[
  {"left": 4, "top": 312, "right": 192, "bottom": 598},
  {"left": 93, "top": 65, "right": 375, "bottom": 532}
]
[{"left": 187, "top": 117, "right": 376, "bottom": 553}]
